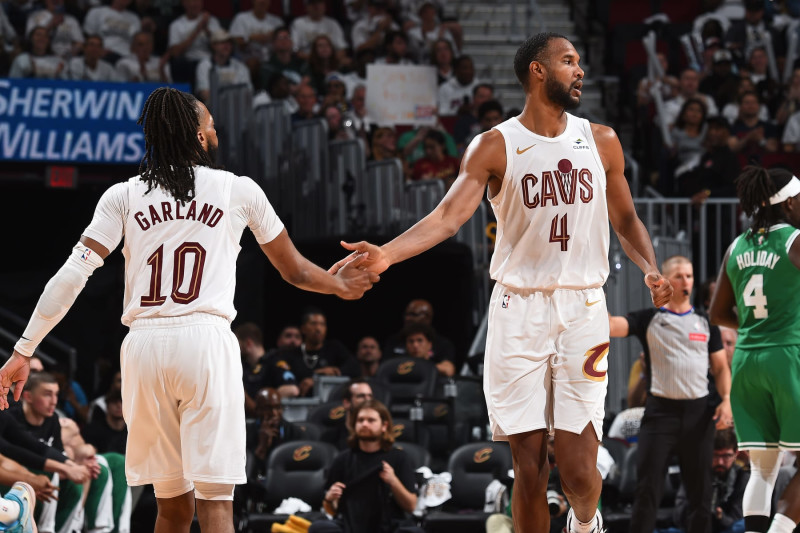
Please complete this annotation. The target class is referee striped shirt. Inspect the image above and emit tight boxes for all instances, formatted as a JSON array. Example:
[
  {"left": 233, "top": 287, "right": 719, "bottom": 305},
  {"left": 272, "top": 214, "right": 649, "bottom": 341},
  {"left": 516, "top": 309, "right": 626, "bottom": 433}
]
[{"left": 626, "top": 307, "right": 723, "bottom": 400}]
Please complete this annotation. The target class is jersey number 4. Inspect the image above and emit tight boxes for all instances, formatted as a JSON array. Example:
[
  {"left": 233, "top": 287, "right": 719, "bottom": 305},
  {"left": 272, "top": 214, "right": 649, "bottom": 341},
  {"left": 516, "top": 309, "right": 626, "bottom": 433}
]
[
  {"left": 141, "top": 242, "right": 207, "bottom": 306},
  {"left": 549, "top": 214, "right": 570, "bottom": 251},
  {"left": 743, "top": 273, "right": 768, "bottom": 319}
]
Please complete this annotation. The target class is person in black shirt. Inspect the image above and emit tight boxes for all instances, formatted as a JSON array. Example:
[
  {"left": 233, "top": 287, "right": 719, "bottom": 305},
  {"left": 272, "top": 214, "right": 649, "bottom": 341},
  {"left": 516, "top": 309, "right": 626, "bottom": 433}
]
[
  {"left": 246, "top": 387, "right": 304, "bottom": 476},
  {"left": 382, "top": 299, "right": 456, "bottom": 364},
  {"left": 83, "top": 388, "right": 127, "bottom": 455},
  {"left": 312, "top": 400, "right": 422, "bottom": 533},
  {"left": 402, "top": 322, "right": 455, "bottom": 378}
]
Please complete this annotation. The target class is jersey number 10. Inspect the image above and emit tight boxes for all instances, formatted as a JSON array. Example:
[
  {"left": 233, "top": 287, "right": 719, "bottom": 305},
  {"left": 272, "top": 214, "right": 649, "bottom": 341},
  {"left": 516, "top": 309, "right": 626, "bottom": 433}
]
[
  {"left": 743, "top": 274, "right": 768, "bottom": 319},
  {"left": 141, "top": 242, "right": 207, "bottom": 306}
]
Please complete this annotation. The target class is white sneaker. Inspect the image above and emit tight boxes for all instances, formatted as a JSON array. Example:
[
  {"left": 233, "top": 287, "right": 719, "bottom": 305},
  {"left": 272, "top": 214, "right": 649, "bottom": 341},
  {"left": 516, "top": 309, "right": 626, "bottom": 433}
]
[{"left": 564, "top": 508, "right": 604, "bottom": 533}]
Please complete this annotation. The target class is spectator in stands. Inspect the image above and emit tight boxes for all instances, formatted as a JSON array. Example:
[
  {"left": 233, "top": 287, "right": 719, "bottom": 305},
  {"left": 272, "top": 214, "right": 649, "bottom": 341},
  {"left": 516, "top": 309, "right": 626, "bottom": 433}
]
[
  {"left": 411, "top": 129, "right": 460, "bottom": 188},
  {"left": 661, "top": 67, "right": 719, "bottom": 129},
  {"left": 314, "top": 400, "right": 422, "bottom": 533},
  {"left": 322, "top": 378, "right": 375, "bottom": 449},
  {"left": 116, "top": 30, "right": 172, "bottom": 82},
  {"left": 781, "top": 107, "right": 800, "bottom": 151},
  {"left": 26, "top": 0, "right": 84, "bottom": 60},
  {"left": 673, "top": 428, "right": 748, "bottom": 533},
  {"left": 471, "top": 100, "right": 505, "bottom": 142},
  {"left": 167, "top": 0, "right": 222, "bottom": 85},
  {"left": 247, "top": 387, "right": 303, "bottom": 476},
  {"left": 729, "top": 90, "right": 779, "bottom": 159},
  {"left": 700, "top": 49, "right": 739, "bottom": 111},
  {"left": 29, "top": 356, "right": 44, "bottom": 373},
  {"left": 321, "top": 72, "right": 350, "bottom": 111},
  {"left": 82, "top": 388, "right": 127, "bottom": 455},
  {"left": 50, "top": 362, "right": 89, "bottom": 425},
  {"left": 383, "top": 298, "right": 456, "bottom": 364},
  {"left": 279, "top": 307, "right": 361, "bottom": 396},
  {"left": 254, "top": 71, "right": 299, "bottom": 112},
  {"left": 437, "top": 54, "right": 479, "bottom": 116},
  {"left": 345, "top": 84, "right": 376, "bottom": 153},
  {"left": 369, "top": 125, "right": 403, "bottom": 163},
  {"left": 607, "top": 404, "right": 644, "bottom": 444},
  {"left": 67, "top": 34, "right": 120, "bottom": 81},
  {"left": 195, "top": 29, "right": 253, "bottom": 104},
  {"left": 355, "top": 336, "right": 382, "bottom": 378},
  {"left": 453, "top": 82, "right": 494, "bottom": 147},
  {"left": 430, "top": 37, "right": 455, "bottom": 85},
  {"left": 667, "top": 97, "right": 709, "bottom": 184},
  {"left": 721, "top": 76, "right": 770, "bottom": 125},
  {"left": 407, "top": 0, "right": 458, "bottom": 63},
  {"left": 743, "top": 46, "right": 781, "bottom": 115},
  {"left": 719, "top": 326, "right": 737, "bottom": 368},
  {"left": 130, "top": 0, "right": 167, "bottom": 48},
  {"left": 230, "top": 0, "right": 283, "bottom": 80},
  {"left": 609, "top": 255, "right": 732, "bottom": 533},
  {"left": 351, "top": 0, "right": 397, "bottom": 54},
  {"left": 324, "top": 103, "right": 357, "bottom": 141},
  {"left": 399, "top": 0, "right": 462, "bottom": 50},
  {"left": 775, "top": 68, "right": 800, "bottom": 128},
  {"left": 403, "top": 322, "right": 455, "bottom": 377},
  {"left": 342, "top": 46, "right": 373, "bottom": 99},
  {"left": 304, "top": 34, "right": 343, "bottom": 97},
  {"left": 398, "top": 124, "right": 458, "bottom": 165},
  {"left": 343, "top": 0, "right": 369, "bottom": 28},
  {"left": 235, "top": 322, "right": 299, "bottom": 414},
  {"left": 261, "top": 26, "right": 306, "bottom": 90},
  {"left": 679, "top": 116, "right": 740, "bottom": 204},
  {"left": 636, "top": 51, "right": 679, "bottom": 109},
  {"left": 9, "top": 26, "right": 65, "bottom": 78},
  {"left": 725, "top": 0, "right": 785, "bottom": 62},
  {"left": 87, "top": 370, "right": 121, "bottom": 423},
  {"left": 290, "top": 0, "right": 349, "bottom": 63},
  {"left": 0, "top": 3, "right": 19, "bottom": 69},
  {"left": 376, "top": 30, "right": 415, "bottom": 65},
  {"left": 292, "top": 82, "right": 319, "bottom": 122},
  {"left": 83, "top": 0, "right": 141, "bottom": 63}
]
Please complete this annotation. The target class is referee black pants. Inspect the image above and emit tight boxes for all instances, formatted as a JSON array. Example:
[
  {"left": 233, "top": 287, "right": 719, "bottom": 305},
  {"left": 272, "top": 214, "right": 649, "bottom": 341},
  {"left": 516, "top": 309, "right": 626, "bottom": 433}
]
[{"left": 629, "top": 394, "right": 715, "bottom": 533}]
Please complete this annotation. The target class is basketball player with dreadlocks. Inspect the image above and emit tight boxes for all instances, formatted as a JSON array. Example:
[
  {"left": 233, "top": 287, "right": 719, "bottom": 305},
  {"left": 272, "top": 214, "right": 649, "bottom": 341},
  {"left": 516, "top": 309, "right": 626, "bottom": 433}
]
[
  {"left": 0, "top": 87, "right": 378, "bottom": 533},
  {"left": 329, "top": 32, "right": 672, "bottom": 533},
  {"left": 709, "top": 166, "right": 800, "bottom": 533}
]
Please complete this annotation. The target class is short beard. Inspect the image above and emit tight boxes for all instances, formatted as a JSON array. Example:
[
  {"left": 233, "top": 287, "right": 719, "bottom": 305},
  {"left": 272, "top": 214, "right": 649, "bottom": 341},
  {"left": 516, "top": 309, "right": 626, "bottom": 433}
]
[
  {"left": 358, "top": 434, "right": 380, "bottom": 442},
  {"left": 545, "top": 75, "right": 580, "bottom": 110}
]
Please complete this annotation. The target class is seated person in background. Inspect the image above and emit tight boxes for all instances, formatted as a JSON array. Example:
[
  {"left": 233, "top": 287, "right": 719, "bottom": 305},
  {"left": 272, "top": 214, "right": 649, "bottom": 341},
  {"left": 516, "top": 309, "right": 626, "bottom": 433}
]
[
  {"left": 82, "top": 0, "right": 141, "bottom": 63},
  {"left": 312, "top": 400, "right": 423, "bottom": 533},
  {"left": 322, "top": 378, "right": 374, "bottom": 450},
  {"left": 398, "top": 124, "right": 458, "bottom": 167},
  {"left": 66, "top": 34, "right": 120, "bottom": 81},
  {"left": 246, "top": 388, "right": 304, "bottom": 477},
  {"left": 290, "top": 0, "right": 348, "bottom": 62},
  {"left": 369, "top": 125, "right": 401, "bottom": 162},
  {"left": 195, "top": 29, "right": 252, "bottom": 104},
  {"left": 383, "top": 299, "right": 456, "bottom": 363},
  {"left": 265, "top": 324, "right": 304, "bottom": 358},
  {"left": 50, "top": 363, "right": 88, "bottom": 426},
  {"left": 666, "top": 97, "right": 708, "bottom": 184},
  {"left": 437, "top": 55, "right": 479, "bottom": 117},
  {"left": 82, "top": 388, "right": 127, "bottom": 456},
  {"left": 229, "top": 0, "right": 283, "bottom": 80},
  {"left": 673, "top": 428, "right": 748, "bottom": 533},
  {"left": 279, "top": 307, "right": 361, "bottom": 396},
  {"left": 461, "top": 98, "right": 504, "bottom": 149},
  {"left": 403, "top": 322, "right": 455, "bottom": 378},
  {"left": 291, "top": 83, "right": 319, "bottom": 122},
  {"left": 375, "top": 30, "right": 415, "bottom": 65},
  {"left": 356, "top": 336, "right": 382, "bottom": 378},
  {"left": 87, "top": 370, "right": 121, "bottom": 424},
  {"left": 407, "top": 0, "right": 459, "bottom": 63},
  {"left": 678, "top": 116, "right": 739, "bottom": 205},
  {"left": 167, "top": 0, "right": 222, "bottom": 84},
  {"left": 116, "top": 30, "right": 172, "bottom": 83},
  {"left": 452, "top": 83, "right": 495, "bottom": 148},
  {"left": 729, "top": 90, "right": 778, "bottom": 158},
  {"left": 260, "top": 26, "right": 306, "bottom": 92},
  {"left": 26, "top": 0, "right": 84, "bottom": 60},
  {"left": 411, "top": 129, "right": 460, "bottom": 189},
  {"left": 9, "top": 26, "right": 65, "bottom": 79}
]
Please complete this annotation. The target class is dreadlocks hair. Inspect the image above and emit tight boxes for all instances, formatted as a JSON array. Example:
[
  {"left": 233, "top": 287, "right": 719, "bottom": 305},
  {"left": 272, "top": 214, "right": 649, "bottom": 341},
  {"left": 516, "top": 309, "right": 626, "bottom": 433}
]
[
  {"left": 735, "top": 165, "right": 794, "bottom": 240},
  {"left": 137, "top": 87, "right": 215, "bottom": 204},
  {"left": 513, "top": 32, "right": 568, "bottom": 90}
]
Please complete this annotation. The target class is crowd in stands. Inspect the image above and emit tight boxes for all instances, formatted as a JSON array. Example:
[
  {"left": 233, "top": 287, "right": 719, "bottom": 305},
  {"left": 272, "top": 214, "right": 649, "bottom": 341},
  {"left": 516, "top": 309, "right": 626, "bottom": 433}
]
[{"left": 0, "top": 0, "right": 514, "bottom": 188}]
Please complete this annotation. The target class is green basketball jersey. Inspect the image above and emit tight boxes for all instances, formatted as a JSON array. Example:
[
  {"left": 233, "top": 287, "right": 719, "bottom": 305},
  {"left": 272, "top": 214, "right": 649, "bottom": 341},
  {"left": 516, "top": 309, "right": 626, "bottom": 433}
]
[{"left": 726, "top": 223, "right": 800, "bottom": 348}]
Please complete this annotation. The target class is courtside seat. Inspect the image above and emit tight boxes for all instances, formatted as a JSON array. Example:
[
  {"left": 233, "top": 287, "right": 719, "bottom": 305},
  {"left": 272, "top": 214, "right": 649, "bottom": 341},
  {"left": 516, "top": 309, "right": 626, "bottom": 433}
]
[{"left": 375, "top": 357, "right": 438, "bottom": 418}]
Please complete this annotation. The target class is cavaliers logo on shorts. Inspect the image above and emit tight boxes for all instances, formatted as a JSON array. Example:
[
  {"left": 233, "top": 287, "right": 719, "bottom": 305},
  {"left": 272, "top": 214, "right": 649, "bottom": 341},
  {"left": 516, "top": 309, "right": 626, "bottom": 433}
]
[
  {"left": 582, "top": 342, "right": 609, "bottom": 382},
  {"left": 473, "top": 448, "right": 493, "bottom": 463},
  {"left": 293, "top": 445, "right": 313, "bottom": 461}
]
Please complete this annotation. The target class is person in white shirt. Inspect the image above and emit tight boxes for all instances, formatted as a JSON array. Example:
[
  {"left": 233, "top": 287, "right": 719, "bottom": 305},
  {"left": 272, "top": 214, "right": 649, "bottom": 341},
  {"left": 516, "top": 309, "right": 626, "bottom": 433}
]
[
  {"left": 67, "top": 34, "right": 120, "bottom": 81},
  {"left": 26, "top": 0, "right": 84, "bottom": 59},
  {"left": 290, "top": 0, "right": 348, "bottom": 62},
  {"left": 0, "top": 5, "right": 19, "bottom": 71},
  {"left": 83, "top": 0, "right": 141, "bottom": 62},
  {"left": 661, "top": 67, "right": 719, "bottom": 129},
  {"left": 430, "top": 37, "right": 455, "bottom": 85},
  {"left": 116, "top": 30, "right": 172, "bottom": 82},
  {"left": 350, "top": 0, "right": 397, "bottom": 53},
  {"left": 437, "top": 54, "right": 479, "bottom": 116},
  {"left": 781, "top": 109, "right": 800, "bottom": 152},
  {"left": 375, "top": 30, "right": 415, "bottom": 65},
  {"left": 168, "top": 0, "right": 222, "bottom": 84},
  {"left": 195, "top": 29, "right": 253, "bottom": 103},
  {"left": 407, "top": 0, "right": 457, "bottom": 63},
  {"left": 229, "top": 0, "right": 283, "bottom": 72},
  {"left": 9, "top": 26, "right": 66, "bottom": 78}
]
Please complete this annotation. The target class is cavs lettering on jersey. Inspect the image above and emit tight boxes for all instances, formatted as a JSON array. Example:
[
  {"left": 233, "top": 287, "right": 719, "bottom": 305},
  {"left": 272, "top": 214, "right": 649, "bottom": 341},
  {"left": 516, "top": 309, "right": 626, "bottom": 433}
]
[
  {"left": 726, "top": 223, "right": 800, "bottom": 348},
  {"left": 490, "top": 113, "right": 609, "bottom": 290},
  {"left": 82, "top": 166, "right": 284, "bottom": 325}
]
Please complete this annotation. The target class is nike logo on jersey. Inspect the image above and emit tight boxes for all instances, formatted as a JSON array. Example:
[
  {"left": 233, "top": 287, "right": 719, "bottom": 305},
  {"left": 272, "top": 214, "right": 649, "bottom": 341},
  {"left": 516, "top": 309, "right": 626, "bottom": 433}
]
[
  {"left": 516, "top": 144, "right": 536, "bottom": 155},
  {"left": 585, "top": 299, "right": 601, "bottom": 307}
]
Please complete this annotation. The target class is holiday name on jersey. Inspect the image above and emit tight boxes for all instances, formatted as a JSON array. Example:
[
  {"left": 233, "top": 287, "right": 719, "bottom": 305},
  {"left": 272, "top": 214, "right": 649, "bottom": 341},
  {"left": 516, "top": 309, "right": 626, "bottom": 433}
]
[
  {"left": 734, "top": 250, "right": 780, "bottom": 270},
  {"left": 520, "top": 168, "right": 594, "bottom": 209},
  {"left": 134, "top": 200, "right": 223, "bottom": 231}
]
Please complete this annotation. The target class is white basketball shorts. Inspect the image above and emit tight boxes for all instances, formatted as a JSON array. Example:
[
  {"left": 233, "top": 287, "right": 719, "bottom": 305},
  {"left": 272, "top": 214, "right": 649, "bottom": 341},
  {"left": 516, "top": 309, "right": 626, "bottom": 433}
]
[
  {"left": 121, "top": 313, "right": 246, "bottom": 486},
  {"left": 484, "top": 282, "right": 609, "bottom": 441}
]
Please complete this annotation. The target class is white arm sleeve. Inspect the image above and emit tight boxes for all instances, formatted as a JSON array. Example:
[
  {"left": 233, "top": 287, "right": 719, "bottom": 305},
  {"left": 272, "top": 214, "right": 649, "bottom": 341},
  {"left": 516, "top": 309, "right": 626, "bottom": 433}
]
[{"left": 14, "top": 243, "right": 105, "bottom": 357}]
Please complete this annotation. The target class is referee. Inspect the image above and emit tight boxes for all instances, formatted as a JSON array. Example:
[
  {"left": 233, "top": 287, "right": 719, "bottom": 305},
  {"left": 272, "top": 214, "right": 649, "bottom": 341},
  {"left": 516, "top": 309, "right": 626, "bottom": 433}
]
[{"left": 610, "top": 255, "right": 732, "bottom": 533}]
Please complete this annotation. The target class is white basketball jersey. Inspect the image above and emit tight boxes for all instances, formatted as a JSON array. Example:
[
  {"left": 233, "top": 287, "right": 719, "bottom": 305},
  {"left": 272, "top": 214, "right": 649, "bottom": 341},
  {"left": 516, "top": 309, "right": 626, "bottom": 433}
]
[
  {"left": 490, "top": 113, "right": 609, "bottom": 290},
  {"left": 83, "top": 166, "right": 284, "bottom": 326}
]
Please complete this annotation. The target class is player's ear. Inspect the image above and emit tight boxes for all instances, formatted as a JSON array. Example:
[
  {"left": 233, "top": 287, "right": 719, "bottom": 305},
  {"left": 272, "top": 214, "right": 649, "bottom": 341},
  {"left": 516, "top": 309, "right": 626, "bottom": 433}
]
[
  {"left": 530, "top": 60, "right": 544, "bottom": 81},
  {"left": 197, "top": 129, "right": 207, "bottom": 150}
]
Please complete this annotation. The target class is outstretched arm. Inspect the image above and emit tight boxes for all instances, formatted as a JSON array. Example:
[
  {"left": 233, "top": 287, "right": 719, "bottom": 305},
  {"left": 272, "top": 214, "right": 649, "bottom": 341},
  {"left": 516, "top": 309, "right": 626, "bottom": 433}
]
[
  {"left": 596, "top": 123, "right": 672, "bottom": 307},
  {"left": 337, "top": 130, "right": 505, "bottom": 273}
]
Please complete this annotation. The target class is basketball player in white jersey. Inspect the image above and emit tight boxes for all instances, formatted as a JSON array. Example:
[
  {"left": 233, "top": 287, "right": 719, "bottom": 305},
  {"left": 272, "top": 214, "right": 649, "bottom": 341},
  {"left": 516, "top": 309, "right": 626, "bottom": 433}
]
[
  {"left": 330, "top": 33, "right": 673, "bottom": 533},
  {"left": 0, "top": 87, "right": 378, "bottom": 533}
]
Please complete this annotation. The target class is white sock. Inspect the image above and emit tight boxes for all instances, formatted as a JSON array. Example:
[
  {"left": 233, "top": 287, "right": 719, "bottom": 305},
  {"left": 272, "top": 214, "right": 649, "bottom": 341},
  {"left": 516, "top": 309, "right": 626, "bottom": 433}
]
[
  {"left": 767, "top": 514, "right": 798, "bottom": 533},
  {"left": 0, "top": 497, "right": 21, "bottom": 524},
  {"left": 571, "top": 510, "right": 598, "bottom": 533}
]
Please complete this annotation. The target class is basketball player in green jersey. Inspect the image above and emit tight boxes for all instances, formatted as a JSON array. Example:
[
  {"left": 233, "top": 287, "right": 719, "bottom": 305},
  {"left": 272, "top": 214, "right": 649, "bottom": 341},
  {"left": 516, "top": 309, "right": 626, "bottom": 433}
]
[{"left": 709, "top": 165, "right": 800, "bottom": 533}]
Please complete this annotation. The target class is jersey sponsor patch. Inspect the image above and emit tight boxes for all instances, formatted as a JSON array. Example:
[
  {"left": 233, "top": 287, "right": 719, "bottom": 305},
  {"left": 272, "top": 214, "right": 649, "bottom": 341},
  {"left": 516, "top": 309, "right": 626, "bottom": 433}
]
[{"left": 689, "top": 332, "right": 708, "bottom": 342}]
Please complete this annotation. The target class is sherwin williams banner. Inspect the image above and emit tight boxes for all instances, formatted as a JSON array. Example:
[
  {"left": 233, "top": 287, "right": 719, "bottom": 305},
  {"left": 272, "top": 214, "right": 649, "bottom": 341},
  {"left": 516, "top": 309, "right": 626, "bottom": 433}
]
[{"left": 0, "top": 78, "right": 189, "bottom": 164}]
